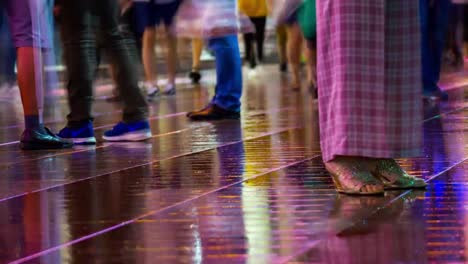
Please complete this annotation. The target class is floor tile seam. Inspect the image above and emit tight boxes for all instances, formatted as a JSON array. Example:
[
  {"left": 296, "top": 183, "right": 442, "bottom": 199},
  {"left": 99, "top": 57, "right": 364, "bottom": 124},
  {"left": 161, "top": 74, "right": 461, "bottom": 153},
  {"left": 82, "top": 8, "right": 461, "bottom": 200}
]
[
  {"left": 7, "top": 112, "right": 468, "bottom": 262},
  {"left": 0, "top": 99, "right": 461, "bottom": 148},
  {"left": 15, "top": 156, "right": 463, "bottom": 264},
  {"left": 0, "top": 125, "right": 304, "bottom": 203},
  {"left": 1, "top": 98, "right": 458, "bottom": 149},
  {"left": 422, "top": 104, "right": 468, "bottom": 123},
  {"left": 0, "top": 105, "right": 129, "bottom": 132},
  {"left": 0, "top": 97, "right": 192, "bottom": 131},
  {"left": 0, "top": 122, "right": 210, "bottom": 169},
  {"left": 0, "top": 81, "right": 211, "bottom": 130},
  {"left": 425, "top": 157, "right": 468, "bottom": 182},
  {"left": 0, "top": 79, "right": 465, "bottom": 131},
  {"left": 0, "top": 110, "right": 186, "bottom": 146},
  {"left": 7, "top": 155, "right": 321, "bottom": 264},
  {"left": 276, "top": 157, "right": 468, "bottom": 263},
  {"left": 0, "top": 105, "right": 297, "bottom": 168},
  {"left": 0, "top": 105, "right": 295, "bottom": 148},
  {"left": 0, "top": 79, "right": 297, "bottom": 132}
]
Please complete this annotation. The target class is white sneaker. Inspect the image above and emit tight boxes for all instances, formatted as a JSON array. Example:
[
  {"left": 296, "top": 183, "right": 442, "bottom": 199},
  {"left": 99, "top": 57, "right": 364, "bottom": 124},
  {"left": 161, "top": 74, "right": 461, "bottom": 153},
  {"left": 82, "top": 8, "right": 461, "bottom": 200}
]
[
  {"left": 142, "top": 81, "right": 160, "bottom": 100},
  {"left": 162, "top": 83, "right": 176, "bottom": 95}
]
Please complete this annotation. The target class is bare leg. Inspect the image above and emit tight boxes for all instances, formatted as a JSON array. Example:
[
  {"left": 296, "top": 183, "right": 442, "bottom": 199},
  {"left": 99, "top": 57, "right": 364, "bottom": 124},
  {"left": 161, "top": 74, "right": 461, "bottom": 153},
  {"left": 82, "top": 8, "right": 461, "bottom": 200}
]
[
  {"left": 164, "top": 27, "right": 177, "bottom": 86},
  {"left": 189, "top": 38, "right": 203, "bottom": 84},
  {"left": 17, "top": 47, "right": 71, "bottom": 149},
  {"left": 286, "top": 23, "right": 303, "bottom": 91},
  {"left": 304, "top": 40, "right": 317, "bottom": 89},
  {"left": 276, "top": 26, "right": 288, "bottom": 70},
  {"left": 17, "top": 47, "right": 42, "bottom": 119},
  {"left": 191, "top": 38, "right": 203, "bottom": 70},
  {"left": 276, "top": 26, "right": 288, "bottom": 64},
  {"left": 142, "top": 28, "right": 157, "bottom": 84}
]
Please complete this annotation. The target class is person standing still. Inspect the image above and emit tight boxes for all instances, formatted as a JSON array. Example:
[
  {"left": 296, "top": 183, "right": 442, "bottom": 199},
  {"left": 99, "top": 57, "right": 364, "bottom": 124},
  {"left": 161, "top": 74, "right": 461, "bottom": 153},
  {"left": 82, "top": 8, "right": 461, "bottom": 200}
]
[
  {"left": 1, "top": 0, "right": 72, "bottom": 150},
  {"left": 317, "top": 0, "right": 427, "bottom": 195}
]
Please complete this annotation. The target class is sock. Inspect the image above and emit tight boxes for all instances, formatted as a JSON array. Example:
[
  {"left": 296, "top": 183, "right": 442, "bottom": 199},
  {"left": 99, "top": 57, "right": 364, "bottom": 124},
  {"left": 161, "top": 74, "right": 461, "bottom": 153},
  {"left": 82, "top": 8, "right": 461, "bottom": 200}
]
[{"left": 24, "top": 115, "right": 41, "bottom": 129}]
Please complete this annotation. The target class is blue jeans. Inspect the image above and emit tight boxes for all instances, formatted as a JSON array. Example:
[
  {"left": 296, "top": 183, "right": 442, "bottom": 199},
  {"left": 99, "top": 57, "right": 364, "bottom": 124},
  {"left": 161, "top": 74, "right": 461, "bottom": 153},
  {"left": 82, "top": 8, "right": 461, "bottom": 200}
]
[
  {"left": 420, "top": 0, "right": 451, "bottom": 93},
  {"left": 207, "top": 35, "right": 243, "bottom": 112}
]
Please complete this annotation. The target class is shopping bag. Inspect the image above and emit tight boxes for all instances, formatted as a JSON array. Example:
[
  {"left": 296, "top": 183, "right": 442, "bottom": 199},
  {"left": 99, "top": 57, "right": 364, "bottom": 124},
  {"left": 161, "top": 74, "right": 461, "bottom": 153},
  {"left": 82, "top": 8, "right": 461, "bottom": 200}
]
[
  {"left": 174, "top": 0, "right": 255, "bottom": 38},
  {"left": 298, "top": 0, "right": 316, "bottom": 39}
]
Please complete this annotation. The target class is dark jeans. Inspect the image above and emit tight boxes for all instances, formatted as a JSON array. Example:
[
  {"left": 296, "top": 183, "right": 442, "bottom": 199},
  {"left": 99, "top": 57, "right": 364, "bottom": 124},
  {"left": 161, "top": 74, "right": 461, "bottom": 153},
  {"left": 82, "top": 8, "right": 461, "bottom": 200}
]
[
  {"left": 243, "top": 16, "right": 266, "bottom": 65},
  {"left": 60, "top": 0, "right": 147, "bottom": 127},
  {"left": 420, "top": 0, "right": 451, "bottom": 92},
  {"left": 0, "top": 10, "right": 16, "bottom": 85},
  {"left": 446, "top": 4, "right": 465, "bottom": 65}
]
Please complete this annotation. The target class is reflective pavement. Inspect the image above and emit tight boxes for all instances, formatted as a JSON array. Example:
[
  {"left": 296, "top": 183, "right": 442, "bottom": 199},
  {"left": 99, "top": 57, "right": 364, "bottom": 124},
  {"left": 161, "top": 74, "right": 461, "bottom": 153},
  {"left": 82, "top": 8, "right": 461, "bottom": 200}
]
[{"left": 0, "top": 65, "right": 467, "bottom": 263}]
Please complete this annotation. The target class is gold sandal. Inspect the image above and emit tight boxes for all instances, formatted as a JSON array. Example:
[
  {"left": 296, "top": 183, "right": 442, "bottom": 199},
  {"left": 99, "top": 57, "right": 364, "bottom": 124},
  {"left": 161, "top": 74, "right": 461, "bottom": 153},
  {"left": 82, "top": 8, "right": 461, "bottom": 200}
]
[
  {"left": 325, "top": 158, "right": 384, "bottom": 195},
  {"left": 372, "top": 159, "right": 427, "bottom": 190}
]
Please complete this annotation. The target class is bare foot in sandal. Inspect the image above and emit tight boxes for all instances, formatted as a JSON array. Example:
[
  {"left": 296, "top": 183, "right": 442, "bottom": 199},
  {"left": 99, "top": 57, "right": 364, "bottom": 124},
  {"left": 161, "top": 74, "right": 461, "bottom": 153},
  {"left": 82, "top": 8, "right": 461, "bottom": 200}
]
[
  {"left": 325, "top": 156, "right": 384, "bottom": 195},
  {"left": 372, "top": 158, "right": 427, "bottom": 190}
]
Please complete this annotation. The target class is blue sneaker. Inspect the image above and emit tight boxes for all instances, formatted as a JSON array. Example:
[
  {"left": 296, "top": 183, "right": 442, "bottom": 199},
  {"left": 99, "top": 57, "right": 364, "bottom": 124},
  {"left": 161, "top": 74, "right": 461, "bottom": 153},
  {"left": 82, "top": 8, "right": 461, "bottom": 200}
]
[
  {"left": 58, "top": 121, "right": 96, "bottom": 144},
  {"left": 103, "top": 120, "right": 152, "bottom": 142}
]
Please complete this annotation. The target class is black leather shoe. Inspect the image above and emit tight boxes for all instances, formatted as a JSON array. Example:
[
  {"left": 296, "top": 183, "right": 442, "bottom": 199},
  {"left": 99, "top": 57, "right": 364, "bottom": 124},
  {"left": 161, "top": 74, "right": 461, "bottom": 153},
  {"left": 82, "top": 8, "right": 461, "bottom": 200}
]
[
  {"left": 20, "top": 126, "right": 74, "bottom": 150},
  {"left": 249, "top": 57, "right": 257, "bottom": 69},
  {"left": 189, "top": 71, "right": 202, "bottom": 84},
  {"left": 279, "top": 63, "right": 288, "bottom": 73},
  {"left": 187, "top": 104, "right": 240, "bottom": 121}
]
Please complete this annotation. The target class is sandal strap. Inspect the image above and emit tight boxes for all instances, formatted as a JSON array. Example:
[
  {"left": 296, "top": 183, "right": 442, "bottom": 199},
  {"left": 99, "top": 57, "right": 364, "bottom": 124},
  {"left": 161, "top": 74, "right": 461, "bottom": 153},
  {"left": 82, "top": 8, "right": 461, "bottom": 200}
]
[
  {"left": 327, "top": 161, "right": 381, "bottom": 192},
  {"left": 376, "top": 159, "right": 418, "bottom": 184}
]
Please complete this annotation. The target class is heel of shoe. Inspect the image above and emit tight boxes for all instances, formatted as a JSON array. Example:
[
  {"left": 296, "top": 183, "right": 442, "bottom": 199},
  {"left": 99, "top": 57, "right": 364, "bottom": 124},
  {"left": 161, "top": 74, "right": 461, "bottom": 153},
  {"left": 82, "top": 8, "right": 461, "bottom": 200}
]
[
  {"left": 102, "top": 129, "right": 152, "bottom": 142},
  {"left": 70, "top": 137, "right": 97, "bottom": 145},
  {"left": 20, "top": 141, "right": 73, "bottom": 150},
  {"left": 326, "top": 163, "right": 384, "bottom": 196}
]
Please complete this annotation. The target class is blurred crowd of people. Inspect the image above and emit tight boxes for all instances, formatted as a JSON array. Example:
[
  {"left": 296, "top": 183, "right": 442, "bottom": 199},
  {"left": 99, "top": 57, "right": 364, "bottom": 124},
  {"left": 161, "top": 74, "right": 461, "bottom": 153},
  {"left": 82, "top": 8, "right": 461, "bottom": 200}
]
[{"left": 0, "top": 0, "right": 316, "bottom": 150}]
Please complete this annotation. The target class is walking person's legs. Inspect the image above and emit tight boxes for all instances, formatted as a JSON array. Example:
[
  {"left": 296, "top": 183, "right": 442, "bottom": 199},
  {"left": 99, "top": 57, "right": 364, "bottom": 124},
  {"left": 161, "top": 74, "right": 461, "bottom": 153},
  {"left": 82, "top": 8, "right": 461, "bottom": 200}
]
[
  {"left": 304, "top": 39, "right": 317, "bottom": 97},
  {"left": 286, "top": 23, "right": 303, "bottom": 91},
  {"left": 276, "top": 25, "right": 288, "bottom": 72},
  {"left": 252, "top": 16, "right": 266, "bottom": 63},
  {"left": 243, "top": 31, "right": 255, "bottom": 68},
  {"left": 58, "top": 0, "right": 150, "bottom": 143}
]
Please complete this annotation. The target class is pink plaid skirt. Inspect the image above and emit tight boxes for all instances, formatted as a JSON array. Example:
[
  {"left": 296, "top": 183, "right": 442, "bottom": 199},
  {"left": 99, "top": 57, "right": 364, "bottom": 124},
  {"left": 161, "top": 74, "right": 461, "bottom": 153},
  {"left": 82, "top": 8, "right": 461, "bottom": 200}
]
[{"left": 317, "top": 0, "right": 422, "bottom": 162}]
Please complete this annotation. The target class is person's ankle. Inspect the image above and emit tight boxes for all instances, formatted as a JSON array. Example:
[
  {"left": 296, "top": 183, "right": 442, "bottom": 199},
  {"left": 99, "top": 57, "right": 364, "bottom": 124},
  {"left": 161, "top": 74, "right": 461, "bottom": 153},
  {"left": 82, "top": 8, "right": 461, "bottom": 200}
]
[{"left": 24, "top": 115, "right": 42, "bottom": 129}]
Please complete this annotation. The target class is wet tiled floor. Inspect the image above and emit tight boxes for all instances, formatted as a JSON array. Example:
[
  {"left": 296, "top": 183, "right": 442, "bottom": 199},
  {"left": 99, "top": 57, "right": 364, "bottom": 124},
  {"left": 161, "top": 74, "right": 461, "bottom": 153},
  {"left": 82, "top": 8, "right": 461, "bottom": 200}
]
[{"left": 0, "top": 65, "right": 467, "bottom": 264}]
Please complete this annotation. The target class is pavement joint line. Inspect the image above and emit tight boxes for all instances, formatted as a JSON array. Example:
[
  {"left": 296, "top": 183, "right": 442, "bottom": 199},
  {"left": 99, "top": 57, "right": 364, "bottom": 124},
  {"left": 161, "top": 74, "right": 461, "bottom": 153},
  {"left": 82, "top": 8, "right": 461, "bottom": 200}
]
[
  {"left": 11, "top": 154, "right": 466, "bottom": 263},
  {"left": 8, "top": 154, "right": 321, "bottom": 264},
  {"left": 0, "top": 125, "right": 303, "bottom": 204},
  {"left": 3, "top": 87, "right": 467, "bottom": 262},
  {"left": 0, "top": 100, "right": 457, "bottom": 189},
  {"left": 0, "top": 105, "right": 296, "bottom": 147},
  {"left": 0, "top": 106, "right": 298, "bottom": 168}
]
